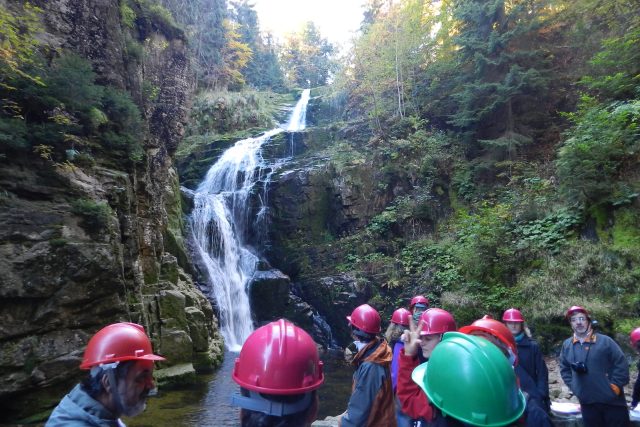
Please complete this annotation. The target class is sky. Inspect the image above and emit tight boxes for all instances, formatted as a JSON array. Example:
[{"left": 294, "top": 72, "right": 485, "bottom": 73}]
[{"left": 251, "top": 0, "right": 366, "bottom": 49}]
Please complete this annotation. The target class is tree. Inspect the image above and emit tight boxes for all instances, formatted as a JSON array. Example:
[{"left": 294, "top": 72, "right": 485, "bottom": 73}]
[
  {"left": 447, "top": 0, "right": 551, "bottom": 145},
  {"left": 0, "top": 2, "right": 44, "bottom": 91},
  {"left": 229, "top": 0, "right": 285, "bottom": 90},
  {"left": 218, "top": 18, "right": 252, "bottom": 89},
  {"left": 280, "top": 22, "right": 335, "bottom": 87},
  {"left": 158, "top": 0, "right": 228, "bottom": 88}
]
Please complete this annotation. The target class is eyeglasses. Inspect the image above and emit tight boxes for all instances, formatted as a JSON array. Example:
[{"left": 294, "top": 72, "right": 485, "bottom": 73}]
[{"left": 570, "top": 316, "right": 587, "bottom": 322}]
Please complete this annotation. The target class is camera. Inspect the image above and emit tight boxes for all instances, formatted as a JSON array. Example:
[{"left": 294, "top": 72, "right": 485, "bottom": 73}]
[{"left": 570, "top": 361, "right": 588, "bottom": 374}]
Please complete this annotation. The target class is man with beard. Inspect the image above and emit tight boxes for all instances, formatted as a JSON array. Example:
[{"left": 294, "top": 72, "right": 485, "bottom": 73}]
[
  {"left": 46, "top": 322, "right": 165, "bottom": 427},
  {"left": 559, "top": 305, "right": 630, "bottom": 427}
]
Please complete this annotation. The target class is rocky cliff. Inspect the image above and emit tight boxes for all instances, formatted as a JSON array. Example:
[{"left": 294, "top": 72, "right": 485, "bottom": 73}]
[{"left": 0, "top": 1, "right": 222, "bottom": 422}]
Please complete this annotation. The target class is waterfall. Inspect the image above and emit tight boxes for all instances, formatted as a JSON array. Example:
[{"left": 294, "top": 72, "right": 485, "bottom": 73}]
[
  {"left": 189, "top": 90, "right": 310, "bottom": 352},
  {"left": 285, "top": 89, "right": 310, "bottom": 131}
]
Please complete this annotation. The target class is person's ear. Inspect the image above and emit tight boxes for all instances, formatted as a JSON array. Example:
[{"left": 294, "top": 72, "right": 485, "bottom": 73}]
[{"left": 101, "top": 373, "right": 112, "bottom": 393}]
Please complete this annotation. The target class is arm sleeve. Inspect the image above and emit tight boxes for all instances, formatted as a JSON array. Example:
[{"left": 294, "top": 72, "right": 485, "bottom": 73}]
[
  {"left": 396, "top": 349, "right": 434, "bottom": 421},
  {"left": 607, "top": 338, "right": 630, "bottom": 388},
  {"left": 559, "top": 341, "right": 573, "bottom": 391},
  {"left": 341, "top": 363, "right": 383, "bottom": 427},
  {"left": 632, "top": 363, "right": 640, "bottom": 406},
  {"left": 532, "top": 341, "right": 550, "bottom": 400}
]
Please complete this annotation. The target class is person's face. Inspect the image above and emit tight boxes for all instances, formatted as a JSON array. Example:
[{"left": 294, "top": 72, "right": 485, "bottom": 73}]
[
  {"left": 570, "top": 314, "right": 589, "bottom": 335},
  {"left": 412, "top": 305, "right": 427, "bottom": 322},
  {"left": 419, "top": 334, "right": 441, "bottom": 359},
  {"left": 117, "top": 360, "right": 155, "bottom": 417},
  {"left": 505, "top": 321, "right": 522, "bottom": 336}
]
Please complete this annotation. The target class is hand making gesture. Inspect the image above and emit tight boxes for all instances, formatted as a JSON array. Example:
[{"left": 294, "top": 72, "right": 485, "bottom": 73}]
[{"left": 401, "top": 315, "right": 423, "bottom": 357}]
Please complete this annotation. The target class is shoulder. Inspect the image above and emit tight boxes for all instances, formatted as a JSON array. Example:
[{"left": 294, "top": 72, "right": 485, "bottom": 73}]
[
  {"left": 561, "top": 337, "right": 573, "bottom": 347},
  {"left": 595, "top": 333, "right": 618, "bottom": 346}
]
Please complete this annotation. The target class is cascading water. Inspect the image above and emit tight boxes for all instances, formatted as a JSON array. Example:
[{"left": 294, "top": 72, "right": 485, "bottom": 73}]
[
  {"left": 189, "top": 89, "right": 311, "bottom": 351},
  {"left": 285, "top": 88, "right": 310, "bottom": 155}
]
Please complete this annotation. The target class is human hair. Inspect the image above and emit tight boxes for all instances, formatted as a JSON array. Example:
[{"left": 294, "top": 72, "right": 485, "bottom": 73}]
[
  {"left": 239, "top": 388, "right": 317, "bottom": 427},
  {"left": 385, "top": 322, "right": 405, "bottom": 344},
  {"left": 80, "top": 360, "right": 134, "bottom": 399}
]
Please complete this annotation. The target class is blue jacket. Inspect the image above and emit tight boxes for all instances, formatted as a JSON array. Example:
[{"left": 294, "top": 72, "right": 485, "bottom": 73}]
[
  {"left": 559, "top": 332, "right": 629, "bottom": 407},
  {"left": 633, "top": 359, "right": 640, "bottom": 407},
  {"left": 46, "top": 384, "right": 124, "bottom": 427},
  {"left": 515, "top": 334, "right": 549, "bottom": 408},
  {"left": 342, "top": 338, "right": 396, "bottom": 427}
]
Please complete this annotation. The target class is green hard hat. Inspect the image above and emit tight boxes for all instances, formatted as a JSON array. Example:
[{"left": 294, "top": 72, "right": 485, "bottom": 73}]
[{"left": 411, "top": 332, "right": 526, "bottom": 427}]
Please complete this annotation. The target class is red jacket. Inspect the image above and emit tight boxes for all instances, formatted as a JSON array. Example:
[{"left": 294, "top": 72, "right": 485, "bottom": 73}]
[{"left": 396, "top": 348, "right": 434, "bottom": 422}]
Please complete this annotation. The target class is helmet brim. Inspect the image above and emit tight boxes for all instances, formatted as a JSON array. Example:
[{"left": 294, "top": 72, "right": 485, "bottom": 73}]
[{"left": 80, "top": 353, "right": 166, "bottom": 369}]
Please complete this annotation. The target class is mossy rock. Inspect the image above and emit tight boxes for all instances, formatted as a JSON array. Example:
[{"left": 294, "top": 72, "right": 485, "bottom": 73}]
[{"left": 154, "top": 363, "right": 197, "bottom": 388}]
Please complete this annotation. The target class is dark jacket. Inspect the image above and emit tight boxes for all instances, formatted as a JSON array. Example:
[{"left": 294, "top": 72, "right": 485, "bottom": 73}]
[
  {"left": 341, "top": 338, "right": 397, "bottom": 427},
  {"left": 515, "top": 334, "right": 549, "bottom": 408},
  {"left": 45, "top": 384, "right": 123, "bottom": 427},
  {"left": 633, "top": 359, "right": 640, "bottom": 407},
  {"left": 559, "top": 332, "right": 629, "bottom": 407}
]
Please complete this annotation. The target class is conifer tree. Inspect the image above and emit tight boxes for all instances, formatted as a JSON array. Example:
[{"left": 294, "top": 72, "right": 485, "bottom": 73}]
[{"left": 448, "top": 0, "right": 551, "bottom": 147}]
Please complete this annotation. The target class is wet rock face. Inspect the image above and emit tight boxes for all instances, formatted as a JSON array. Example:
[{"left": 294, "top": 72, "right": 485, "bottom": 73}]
[{"left": 0, "top": 1, "right": 221, "bottom": 422}]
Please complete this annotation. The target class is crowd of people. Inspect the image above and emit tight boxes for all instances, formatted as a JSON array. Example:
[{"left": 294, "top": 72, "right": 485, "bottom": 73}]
[{"left": 45, "top": 300, "right": 640, "bottom": 427}]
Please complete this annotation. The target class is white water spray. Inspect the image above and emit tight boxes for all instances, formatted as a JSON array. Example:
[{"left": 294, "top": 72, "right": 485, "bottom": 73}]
[{"left": 190, "top": 90, "right": 310, "bottom": 351}]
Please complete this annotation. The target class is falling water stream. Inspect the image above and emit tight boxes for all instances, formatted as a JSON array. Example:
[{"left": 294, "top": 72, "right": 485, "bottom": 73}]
[
  {"left": 189, "top": 89, "right": 309, "bottom": 351},
  {"left": 126, "top": 90, "right": 356, "bottom": 426}
]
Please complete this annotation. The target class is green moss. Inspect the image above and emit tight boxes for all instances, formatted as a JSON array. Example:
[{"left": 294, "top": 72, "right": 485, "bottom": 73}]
[
  {"left": 589, "top": 204, "right": 609, "bottom": 239},
  {"left": 612, "top": 207, "right": 640, "bottom": 251}
]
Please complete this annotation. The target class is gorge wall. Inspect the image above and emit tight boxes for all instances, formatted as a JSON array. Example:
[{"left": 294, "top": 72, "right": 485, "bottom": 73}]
[{"left": 0, "top": 1, "right": 223, "bottom": 422}]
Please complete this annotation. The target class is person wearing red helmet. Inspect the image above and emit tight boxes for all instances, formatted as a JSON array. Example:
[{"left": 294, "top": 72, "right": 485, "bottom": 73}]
[
  {"left": 630, "top": 327, "right": 640, "bottom": 409},
  {"left": 339, "top": 304, "right": 396, "bottom": 427},
  {"left": 460, "top": 315, "right": 553, "bottom": 427},
  {"left": 502, "top": 308, "right": 550, "bottom": 412},
  {"left": 396, "top": 308, "right": 456, "bottom": 424},
  {"left": 559, "top": 305, "right": 630, "bottom": 426},
  {"left": 409, "top": 295, "right": 429, "bottom": 322},
  {"left": 385, "top": 308, "right": 412, "bottom": 427},
  {"left": 230, "top": 319, "right": 324, "bottom": 427},
  {"left": 46, "top": 322, "right": 165, "bottom": 427}
]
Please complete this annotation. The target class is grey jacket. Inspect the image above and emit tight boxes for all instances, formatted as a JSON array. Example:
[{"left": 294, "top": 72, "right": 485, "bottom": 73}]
[
  {"left": 46, "top": 384, "right": 124, "bottom": 427},
  {"left": 559, "top": 332, "right": 629, "bottom": 407}
]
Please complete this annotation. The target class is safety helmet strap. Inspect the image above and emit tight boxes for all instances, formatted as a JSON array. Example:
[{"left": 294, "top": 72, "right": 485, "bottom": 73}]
[
  {"left": 105, "top": 365, "right": 127, "bottom": 416},
  {"left": 231, "top": 389, "right": 313, "bottom": 416}
]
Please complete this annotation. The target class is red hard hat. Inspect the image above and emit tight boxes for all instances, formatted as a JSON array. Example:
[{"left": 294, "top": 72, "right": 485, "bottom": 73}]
[
  {"left": 232, "top": 319, "right": 324, "bottom": 395},
  {"left": 80, "top": 322, "right": 165, "bottom": 369},
  {"left": 630, "top": 328, "right": 640, "bottom": 347},
  {"left": 502, "top": 308, "right": 525, "bottom": 323},
  {"left": 419, "top": 308, "right": 456, "bottom": 336},
  {"left": 391, "top": 308, "right": 411, "bottom": 327},
  {"left": 347, "top": 304, "right": 382, "bottom": 334},
  {"left": 565, "top": 305, "right": 590, "bottom": 321},
  {"left": 410, "top": 295, "right": 429, "bottom": 309},
  {"left": 459, "top": 315, "right": 518, "bottom": 359}
]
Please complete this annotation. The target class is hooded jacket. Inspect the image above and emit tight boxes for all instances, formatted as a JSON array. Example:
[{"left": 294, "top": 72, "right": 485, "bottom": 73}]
[
  {"left": 46, "top": 384, "right": 124, "bottom": 427},
  {"left": 341, "top": 337, "right": 397, "bottom": 427}
]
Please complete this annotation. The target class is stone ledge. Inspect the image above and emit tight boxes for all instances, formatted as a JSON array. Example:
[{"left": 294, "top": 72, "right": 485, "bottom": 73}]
[{"left": 154, "top": 363, "right": 196, "bottom": 388}]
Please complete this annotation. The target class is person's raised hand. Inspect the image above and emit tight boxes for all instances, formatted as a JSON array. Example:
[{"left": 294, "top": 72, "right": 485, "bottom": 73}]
[{"left": 401, "top": 315, "right": 423, "bottom": 357}]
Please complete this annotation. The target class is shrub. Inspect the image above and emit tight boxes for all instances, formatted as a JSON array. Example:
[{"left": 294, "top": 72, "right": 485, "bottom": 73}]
[
  {"left": 556, "top": 98, "right": 640, "bottom": 207},
  {"left": 71, "top": 199, "right": 112, "bottom": 233}
]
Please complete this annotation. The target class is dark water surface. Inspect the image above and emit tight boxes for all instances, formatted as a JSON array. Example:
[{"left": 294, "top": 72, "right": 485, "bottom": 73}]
[{"left": 127, "top": 351, "right": 353, "bottom": 427}]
